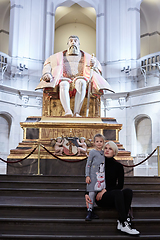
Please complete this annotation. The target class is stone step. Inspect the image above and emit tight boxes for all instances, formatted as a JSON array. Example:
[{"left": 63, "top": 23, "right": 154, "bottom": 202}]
[
  {"left": 0, "top": 204, "right": 160, "bottom": 220},
  {"left": 0, "top": 180, "right": 160, "bottom": 190},
  {"left": 0, "top": 196, "right": 159, "bottom": 220},
  {"left": 0, "top": 174, "right": 159, "bottom": 182},
  {"left": 124, "top": 176, "right": 160, "bottom": 183},
  {"left": 0, "top": 188, "right": 84, "bottom": 197},
  {"left": 0, "top": 174, "right": 85, "bottom": 182},
  {"left": 0, "top": 181, "right": 86, "bottom": 189},
  {"left": 0, "top": 175, "right": 160, "bottom": 190},
  {"left": 0, "top": 217, "right": 159, "bottom": 235},
  {"left": 1, "top": 234, "right": 160, "bottom": 240},
  {"left": 0, "top": 175, "right": 159, "bottom": 239},
  {"left": 0, "top": 187, "right": 159, "bottom": 198}
]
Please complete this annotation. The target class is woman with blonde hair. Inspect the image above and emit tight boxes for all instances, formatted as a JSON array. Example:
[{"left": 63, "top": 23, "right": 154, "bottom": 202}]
[{"left": 85, "top": 141, "right": 140, "bottom": 235}]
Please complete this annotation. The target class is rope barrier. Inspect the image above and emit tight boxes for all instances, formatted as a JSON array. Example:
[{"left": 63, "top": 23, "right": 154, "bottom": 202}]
[
  {"left": 40, "top": 144, "right": 87, "bottom": 162},
  {"left": 124, "top": 168, "right": 133, "bottom": 174},
  {"left": 0, "top": 144, "right": 158, "bottom": 168},
  {"left": 0, "top": 146, "right": 38, "bottom": 163},
  {"left": 40, "top": 144, "right": 157, "bottom": 167},
  {"left": 121, "top": 148, "right": 157, "bottom": 168}
]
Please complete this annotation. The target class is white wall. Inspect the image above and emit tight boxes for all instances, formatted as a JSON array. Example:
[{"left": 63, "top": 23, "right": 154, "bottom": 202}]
[{"left": 54, "top": 23, "right": 96, "bottom": 54}]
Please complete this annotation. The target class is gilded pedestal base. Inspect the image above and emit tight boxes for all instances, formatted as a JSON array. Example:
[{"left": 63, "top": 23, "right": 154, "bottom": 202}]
[{"left": 7, "top": 116, "right": 133, "bottom": 176}]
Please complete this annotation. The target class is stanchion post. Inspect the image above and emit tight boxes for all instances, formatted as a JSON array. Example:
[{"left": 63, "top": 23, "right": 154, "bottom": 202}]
[
  {"left": 37, "top": 143, "right": 41, "bottom": 175},
  {"left": 157, "top": 146, "right": 160, "bottom": 176}
]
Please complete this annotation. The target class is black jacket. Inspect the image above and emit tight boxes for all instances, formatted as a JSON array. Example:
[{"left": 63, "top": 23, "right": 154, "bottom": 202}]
[{"left": 105, "top": 157, "right": 124, "bottom": 191}]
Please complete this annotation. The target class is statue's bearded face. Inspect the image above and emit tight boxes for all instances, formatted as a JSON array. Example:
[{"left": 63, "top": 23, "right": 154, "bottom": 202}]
[{"left": 67, "top": 37, "right": 80, "bottom": 55}]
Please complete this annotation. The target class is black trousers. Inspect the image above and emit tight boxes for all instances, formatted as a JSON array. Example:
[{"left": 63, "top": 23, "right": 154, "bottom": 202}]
[{"left": 95, "top": 188, "right": 133, "bottom": 223}]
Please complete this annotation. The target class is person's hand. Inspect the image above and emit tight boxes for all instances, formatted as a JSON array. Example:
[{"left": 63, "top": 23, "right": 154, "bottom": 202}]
[
  {"left": 85, "top": 194, "right": 92, "bottom": 209},
  {"left": 43, "top": 73, "right": 52, "bottom": 82},
  {"left": 96, "top": 189, "right": 107, "bottom": 201},
  {"left": 86, "top": 176, "right": 91, "bottom": 184}
]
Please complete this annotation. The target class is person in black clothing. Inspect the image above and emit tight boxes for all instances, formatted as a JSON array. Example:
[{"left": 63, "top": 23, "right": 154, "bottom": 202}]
[{"left": 85, "top": 141, "right": 140, "bottom": 235}]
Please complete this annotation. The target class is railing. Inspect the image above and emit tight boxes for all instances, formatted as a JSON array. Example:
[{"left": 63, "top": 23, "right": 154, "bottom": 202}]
[
  {"left": 0, "top": 53, "right": 8, "bottom": 81},
  {"left": 120, "top": 51, "right": 160, "bottom": 89},
  {"left": 140, "top": 51, "right": 160, "bottom": 72},
  {"left": 0, "top": 144, "right": 160, "bottom": 176},
  {"left": 137, "top": 52, "right": 160, "bottom": 87},
  {"left": 0, "top": 53, "right": 8, "bottom": 67}
]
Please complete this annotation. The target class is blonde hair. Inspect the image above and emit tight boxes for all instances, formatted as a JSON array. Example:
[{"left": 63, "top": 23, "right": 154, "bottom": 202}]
[{"left": 104, "top": 141, "right": 118, "bottom": 156}]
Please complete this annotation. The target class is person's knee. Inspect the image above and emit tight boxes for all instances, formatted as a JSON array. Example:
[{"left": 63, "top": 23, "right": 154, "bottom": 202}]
[
  {"left": 75, "top": 79, "right": 86, "bottom": 87},
  {"left": 113, "top": 189, "right": 123, "bottom": 199},
  {"left": 123, "top": 188, "right": 133, "bottom": 198},
  {"left": 60, "top": 80, "right": 70, "bottom": 89},
  {"left": 118, "top": 190, "right": 124, "bottom": 197}
]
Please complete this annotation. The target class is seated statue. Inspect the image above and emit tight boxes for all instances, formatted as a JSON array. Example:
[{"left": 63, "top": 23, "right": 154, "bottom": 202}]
[{"left": 36, "top": 35, "right": 114, "bottom": 117}]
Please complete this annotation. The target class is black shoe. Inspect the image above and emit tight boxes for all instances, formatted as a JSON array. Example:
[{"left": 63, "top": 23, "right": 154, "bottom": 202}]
[
  {"left": 91, "top": 211, "right": 99, "bottom": 219},
  {"left": 85, "top": 210, "right": 92, "bottom": 221}
]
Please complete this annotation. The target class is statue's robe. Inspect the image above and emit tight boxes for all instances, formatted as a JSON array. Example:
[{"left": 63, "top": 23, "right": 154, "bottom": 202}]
[{"left": 35, "top": 50, "right": 114, "bottom": 95}]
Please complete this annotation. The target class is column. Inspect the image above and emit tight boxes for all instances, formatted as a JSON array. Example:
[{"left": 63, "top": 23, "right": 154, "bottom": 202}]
[
  {"left": 9, "top": 0, "right": 24, "bottom": 57},
  {"left": 44, "top": 0, "right": 55, "bottom": 59},
  {"left": 96, "top": 0, "right": 105, "bottom": 63}
]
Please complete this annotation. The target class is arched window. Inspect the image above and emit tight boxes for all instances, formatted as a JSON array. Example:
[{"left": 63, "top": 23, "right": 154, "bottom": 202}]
[
  {"left": 54, "top": 3, "right": 96, "bottom": 55},
  {"left": 0, "top": 113, "right": 11, "bottom": 173},
  {"left": 0, "top": 0, "right": 10, "bottom": 54},
  {"left": 135, "top": 116, "right": 152, "bottom": 154},
  {"left": 140, "top": 0, "right": 160, "bottom": 57}
]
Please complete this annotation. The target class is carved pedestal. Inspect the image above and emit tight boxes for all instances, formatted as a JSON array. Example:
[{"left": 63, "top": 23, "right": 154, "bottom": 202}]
[
  {"left": 7, "top": 87, "right": 133, "bottom": 176},
  {"left": 7, "top": 116, "right": 133, "bottom": 176}
]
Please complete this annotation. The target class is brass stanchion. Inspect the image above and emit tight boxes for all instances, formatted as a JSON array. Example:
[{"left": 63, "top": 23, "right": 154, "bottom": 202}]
[
  {"left": 36, "top": 143, "right": 43, "bottom": 175},
  {"left": 157, "top": 146, "right": 160, "bottom": 176}
]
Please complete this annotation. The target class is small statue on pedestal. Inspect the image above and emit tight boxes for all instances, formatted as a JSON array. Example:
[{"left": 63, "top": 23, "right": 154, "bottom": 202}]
[
  {"left": 77, "top": 137, "right": 88, "bottom": 156},
  {"left": 54, "top": 137, "right": 64, "bottom": 156}
]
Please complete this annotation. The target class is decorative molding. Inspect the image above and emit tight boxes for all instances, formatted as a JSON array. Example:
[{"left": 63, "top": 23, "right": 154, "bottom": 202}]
[
  {"left": 103, "top": 85, "right": 160, "bottom": 104},
  {"left": 118, "top": 97, "right": 126, "bottom": 110},
  {"left": 97, "top": 13, "right": 105, "bottom": 18},
  {"left": 0, "top": 85, "right": 42, "bottom": 98},
  {"left": 141, "top": 31, "right": 160, "bottom": 38},
  {"left": 128, "top": 8, "right": 140, "bottom": 13},
  {"left": 36, "top": 97, "right": 42, "bottom": 106},
  {"left": 10, "top": 4, "right": 23, "bottom": 10},
  {"left": 47, "top": 12, "right": 55, "bottom": 17},
  {"left": 0, "top": 30, "right": 9, "bottom": 35},
  {"left": 22, "top": 95, "right": 29, "bottom": 106},
  {"left": 105, "top": 98, "right": 112, "bottom": 111}
]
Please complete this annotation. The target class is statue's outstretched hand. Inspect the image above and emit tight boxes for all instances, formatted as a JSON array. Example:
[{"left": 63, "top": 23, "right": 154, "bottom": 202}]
[{"left": 43, "top": 73, "right": 52, "bottom": 82}]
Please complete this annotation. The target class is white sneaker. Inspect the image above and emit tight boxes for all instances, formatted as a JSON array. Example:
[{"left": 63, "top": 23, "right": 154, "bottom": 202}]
[
  {"left": 121, "top": 221, "right": 140, "bottom": 235},
  {"left": 118, "top": 218, "right": 138, "bottom": 231},
  {"left": 117, "top": 220, "right": 122, "bottom": 230}
]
